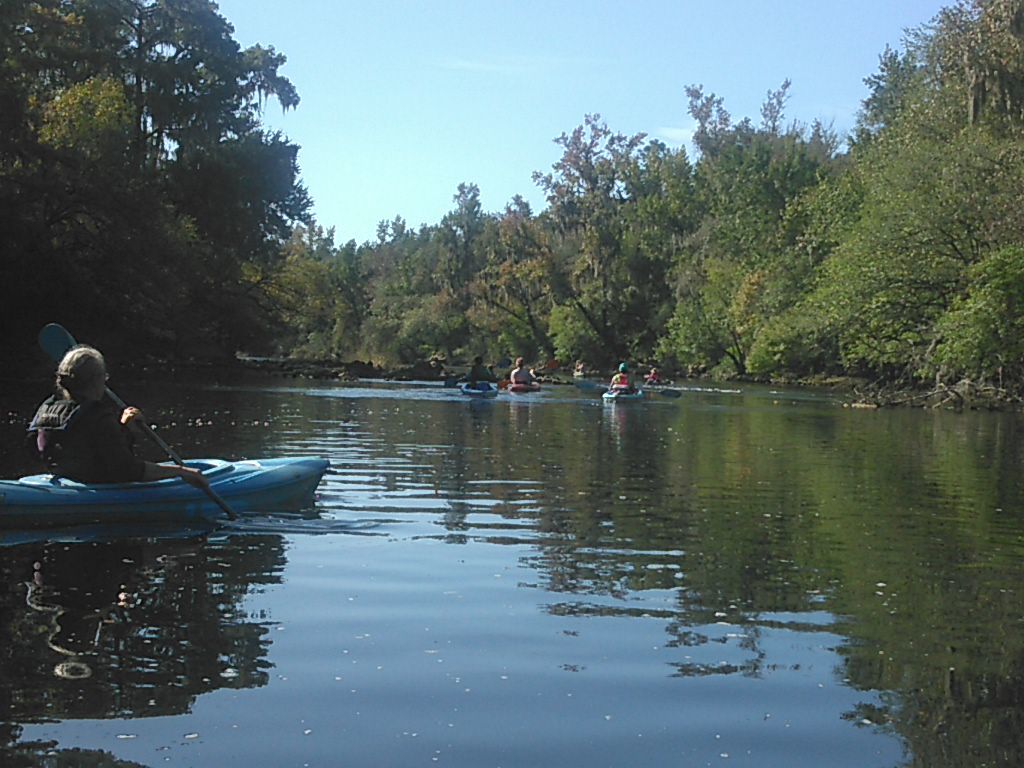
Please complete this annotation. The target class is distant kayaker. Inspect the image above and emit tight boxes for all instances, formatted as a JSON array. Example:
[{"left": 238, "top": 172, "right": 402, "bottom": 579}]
[
  {"left": 509, "top": 357, "right": 537, "bottom": 386},
  {"left": 27, "top": 345, "right": 209, "bottom": 488},
  {"left": 462, "top": 355, "right": 498, "bottom": 388},
  {"left": 644, "top": 367, "right": 662, "bottom": 386},
  {"left": 609, "top": 362, "right": 637, "bottom": 393}
]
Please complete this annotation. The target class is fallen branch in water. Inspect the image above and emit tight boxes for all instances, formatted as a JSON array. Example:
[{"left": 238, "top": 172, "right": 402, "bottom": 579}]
[{"left": 851, "top": 379, "right": 1023, "bottom": 411}]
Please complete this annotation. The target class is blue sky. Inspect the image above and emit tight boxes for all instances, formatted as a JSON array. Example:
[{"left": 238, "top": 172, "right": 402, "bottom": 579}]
[{"left": 215, "top": 0, "right": 946, "bottom": 245}]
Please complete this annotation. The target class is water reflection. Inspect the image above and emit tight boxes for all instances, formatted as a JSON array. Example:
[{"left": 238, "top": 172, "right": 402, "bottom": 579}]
[{"left": 1, "top": 532, "right": 287, "bottom": 763}]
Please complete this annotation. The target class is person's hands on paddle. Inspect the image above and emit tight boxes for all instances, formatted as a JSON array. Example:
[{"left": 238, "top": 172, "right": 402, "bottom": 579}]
[
  {"left": 141, "top": 461, "right": 211, "bottom": 490},
  {"left": 176, "top": 466, "right": 211, "bottom": 490},
  {"left": 120, "top": 406, "right": 142, "bottom": 426}
]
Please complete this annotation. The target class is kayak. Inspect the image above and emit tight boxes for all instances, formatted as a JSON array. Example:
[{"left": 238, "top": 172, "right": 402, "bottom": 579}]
[
  {"left": 0, "top": 456, "right": 329, "bottom": 527},
  {"left": 507, "top": 382, "right": 541, "bottom": 394},
  {"left": 460, "top": 382, "right": 498, "bottom": 398},
  {"left": 602, "top": 388, "right": 645, "bottom": 402}
]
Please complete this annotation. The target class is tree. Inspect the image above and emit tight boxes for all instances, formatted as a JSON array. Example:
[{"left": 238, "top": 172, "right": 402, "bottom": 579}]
[
  {"left": 685, "top": 84, "right": 732, "bottom": 158},
  {"left": 660, "top": 84, "right": 835, "bottom": 376},
  {"left": 853, "top": 45, "right": 924, "bottom": 144},
  {"left": 436, "top": 182, "right": 486, "bottom": 300},
  {"left": 469, "top": 197, "right": 557, "bottom": 359},
  {"left": 0, "top": 0, "right": 309, "bottom": 358},
  {"left": 930, "top": 0, "right": 1024, "bottom": 126},
  {"left": 533, "top": 114, "right": 666, "bottom": 363}
]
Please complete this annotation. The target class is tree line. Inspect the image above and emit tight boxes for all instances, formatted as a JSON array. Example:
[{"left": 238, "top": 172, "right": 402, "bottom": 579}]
[{"left": 4, "top": 0, "right": 1024, "bottom": 394}]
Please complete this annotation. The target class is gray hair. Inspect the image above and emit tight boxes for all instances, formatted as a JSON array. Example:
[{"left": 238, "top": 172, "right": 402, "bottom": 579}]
[{"left": 56, "top": 345, "right": 107, "bottom": 399}]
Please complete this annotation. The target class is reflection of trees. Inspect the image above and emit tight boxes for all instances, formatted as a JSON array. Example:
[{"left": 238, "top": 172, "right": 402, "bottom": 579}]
[
  {"left": 837, "top": 648, "right": 1024, "bottom": 767},
  {"left": 886, "top": 659, "right": 1024, "bottom": 768},
  {"left": 833, "top": 562, "right": 1024, "bottom": 767},
  {"left": 2, "top": 726, "right": 150, "bottom": 768},
  {"left": 1, "top": 533, "right": 287, "bottom": 744},
  {"left": 501, "top": 397, "right": 1024, "bottom": 765}
]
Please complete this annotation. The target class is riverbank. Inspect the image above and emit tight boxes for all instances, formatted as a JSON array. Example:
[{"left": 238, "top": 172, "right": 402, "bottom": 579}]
[{"left": 845, "top": 378, "right": 1023, "bottom": 411}]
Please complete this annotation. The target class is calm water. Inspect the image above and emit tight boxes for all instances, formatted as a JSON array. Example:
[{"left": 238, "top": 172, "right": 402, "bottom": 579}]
[{"left": 2, "top": 375, "right": 1023, "bottom": 768}]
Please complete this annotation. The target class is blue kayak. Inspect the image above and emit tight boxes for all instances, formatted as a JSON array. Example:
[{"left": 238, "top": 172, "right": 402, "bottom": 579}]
[
  {"left": 460, "top": 382, "right": 498, "bottom": 398},
  {"left": 602, "top": 388, "right": 645, "bottom": 402},
  {"left": 0, "top": 456, "right": 329, "bottom": 527}
]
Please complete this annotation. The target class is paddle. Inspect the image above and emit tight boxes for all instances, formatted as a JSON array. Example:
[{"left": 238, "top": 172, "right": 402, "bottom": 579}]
[
  {"left": 37, "top": 324, "right": 237, "bottom": 520},
  {"left": 653, "top": 387, "right": 682, "bottom": 398}
]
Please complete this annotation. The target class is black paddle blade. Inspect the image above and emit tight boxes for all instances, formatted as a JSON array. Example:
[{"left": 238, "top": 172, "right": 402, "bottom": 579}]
[{"left": 38, "top": 323, "right": 78, "bottom": 362}]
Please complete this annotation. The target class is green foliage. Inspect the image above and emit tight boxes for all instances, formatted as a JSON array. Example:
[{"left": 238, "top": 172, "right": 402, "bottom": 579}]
[
  {"left": 534, "top": 116, "right": 653, "bottom": 359},
  {"left": 658, "top": 85, "right": 836, "bottom": 376},
  {"left": 529, "top": 115, "right": 700, "bottom": 365},
  {"left": 746, "top": 308, "right": 840, "bottom": 377},
  {"left": 932, "top": 245, "right": 1024, "bottom": 381},
  {"left": 361, "top": 293, "right": 468, "bottom": 367},
  {"left": 547, "top": 303, "right": 602, "bottom": 364},
  {"left": 930, "top": 0, "right": 1024, "bottom": 126},
  {"left": 38, "top": 76, "right": 132, "bottom": 157},
  {"left": 811, "top": 122, "right": 1024, "bottom": 380},
  {"left": 853, "top": 45, "right": 924, "bottom": 144},
  {"left": 0, "top": 0, "right": 309, "bottom": 359},
  {"left": 468, "top": 197, "right": 556, "bottom": 359},
  {"left": 266, "top": 225, "right": 362, "bottom": 357}
]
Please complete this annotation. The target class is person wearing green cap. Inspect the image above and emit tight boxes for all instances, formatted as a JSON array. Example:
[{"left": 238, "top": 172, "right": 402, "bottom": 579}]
[{"left": 608, "top": 362, "right": 636, "bottom": 393}]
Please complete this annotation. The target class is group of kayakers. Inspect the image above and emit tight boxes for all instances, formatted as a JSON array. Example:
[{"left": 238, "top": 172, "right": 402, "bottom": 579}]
[{"left": 462, "top": 354, "right": 664, "bottom": 394}]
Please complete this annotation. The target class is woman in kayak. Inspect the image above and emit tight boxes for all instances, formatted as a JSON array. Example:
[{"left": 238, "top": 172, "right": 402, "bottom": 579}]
[
  {"left": 27, "top": 345, "right": 208, "bottom": 488},
  {"left": 609, "top": 362, "right": 637, "bottom": 393},
  {"left": 509, "top": 357, "right": 537, "bottom": 386}
]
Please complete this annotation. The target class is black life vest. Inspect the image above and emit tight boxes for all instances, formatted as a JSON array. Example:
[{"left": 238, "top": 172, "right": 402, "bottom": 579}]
[
  {"left": 25, "top": 396, "right": 140, "bottom": 482},
  {"left": 27, "top": 396, "right": 83, "bottom": 468}
]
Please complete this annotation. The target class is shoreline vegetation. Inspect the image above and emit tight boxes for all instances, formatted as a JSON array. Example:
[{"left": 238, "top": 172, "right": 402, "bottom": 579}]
[{"left": 4, "top": 1, "right": 1024, "bottom": 412}]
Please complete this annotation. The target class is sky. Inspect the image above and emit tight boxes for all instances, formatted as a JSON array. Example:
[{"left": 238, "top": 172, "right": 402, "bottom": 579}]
[{"left": 214, "top": 0, "right": 947, "bottom": 245}]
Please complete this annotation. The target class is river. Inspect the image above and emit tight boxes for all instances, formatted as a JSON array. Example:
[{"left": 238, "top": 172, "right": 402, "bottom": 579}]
[{"left": 2, "top": 374, "right": 1023, "bottom": 767}]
